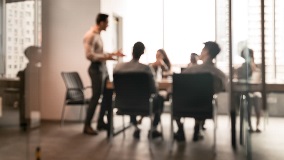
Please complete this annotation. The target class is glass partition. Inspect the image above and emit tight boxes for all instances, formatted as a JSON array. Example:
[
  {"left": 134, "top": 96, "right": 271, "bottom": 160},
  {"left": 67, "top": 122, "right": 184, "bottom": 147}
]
[
  {"left": 0, "top": 0, "right": 41, "bottom": 159},
  {"left": 216, "top": 0, "right": 284, "bottom": 160}
]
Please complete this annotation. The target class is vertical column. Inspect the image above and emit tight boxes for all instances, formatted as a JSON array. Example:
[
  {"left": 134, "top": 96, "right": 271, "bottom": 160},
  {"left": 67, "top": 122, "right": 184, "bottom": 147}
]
[
  {"left": 261, "top": 0, "right": 267, "bottom": 111},
  {"left": 228, "top": 0, "right": 236, "bottom": 149}
]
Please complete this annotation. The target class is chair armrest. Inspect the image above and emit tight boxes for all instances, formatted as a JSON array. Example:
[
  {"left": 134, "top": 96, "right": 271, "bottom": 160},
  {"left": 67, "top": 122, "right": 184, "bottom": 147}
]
[
  {"left": 67, "top": 88, "right": 84, "bottom": 94},
  {"left": 84, "top": 86, "right": 92, "bottom": 90},
  {"left": 212, "top": 94, "right": 218, "bottom": 105},
  {"left": 149, "top": 94, "right": 156, "bottom": 114},
  {"left": 67, "top": 88, "right": 83, "bottom": 91}
]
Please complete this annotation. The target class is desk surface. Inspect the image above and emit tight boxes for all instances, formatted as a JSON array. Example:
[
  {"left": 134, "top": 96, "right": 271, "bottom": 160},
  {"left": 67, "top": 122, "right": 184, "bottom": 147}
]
[
  {"left": 0, "top": 77, "right": 20, "bottom": 81},
  {"left": 107, "top": 79, "right": 284, "bottom": 92},
  {"left": 106, "top": 78, "right": 284, "bottom": 148},
  {"left": 0, "top": 77, "right": 20, "bottom": 88}
]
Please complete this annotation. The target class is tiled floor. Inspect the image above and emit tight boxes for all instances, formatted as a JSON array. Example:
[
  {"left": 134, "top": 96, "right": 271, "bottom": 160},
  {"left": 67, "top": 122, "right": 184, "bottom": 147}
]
[{"left": 0, "top": 115, "right": 283, "bottom": 160}]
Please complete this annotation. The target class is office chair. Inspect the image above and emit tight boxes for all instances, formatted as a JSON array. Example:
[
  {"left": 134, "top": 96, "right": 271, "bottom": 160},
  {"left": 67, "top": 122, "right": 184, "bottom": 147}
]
[
  {"left": 111, "top": 72, "right": 163, "bottom": 143},
  {"left": 170, "top": 73, "right": 218, "bottom": 153},
  {"left": 61, "top": 72, "right": 91, "bottom": 126}
]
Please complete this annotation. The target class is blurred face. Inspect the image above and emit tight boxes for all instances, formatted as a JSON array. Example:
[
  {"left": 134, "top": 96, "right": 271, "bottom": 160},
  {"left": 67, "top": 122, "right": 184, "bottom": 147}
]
[
  {"left": 100, "top": 19, "right": 109, "bottom": 31},
  {"left": 156, "top": 51, "right": 164, "bottom": 60},
  {"left": 190, "top": 54, "right": 198, "bottom": 64},
  {"left": 199, "top": 47, "right": 209, "bottom": 61}
]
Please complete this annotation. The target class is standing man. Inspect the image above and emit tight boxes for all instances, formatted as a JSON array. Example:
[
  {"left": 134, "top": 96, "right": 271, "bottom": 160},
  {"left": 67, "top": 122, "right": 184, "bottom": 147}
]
[{"left": 83, "top": 13, "right": 124, "bottom": 135}]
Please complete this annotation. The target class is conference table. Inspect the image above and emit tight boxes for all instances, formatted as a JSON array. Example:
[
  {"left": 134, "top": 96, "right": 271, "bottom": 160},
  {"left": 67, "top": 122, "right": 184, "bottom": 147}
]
[
  {"left": 107, "top": 78, "right": 284, "bottom": 92},
  {"left": 106, "top": 78, "right": 284, "bottom": 148},
  {"left": 0, "top": 77, "right": 20, "bottom": 88}
]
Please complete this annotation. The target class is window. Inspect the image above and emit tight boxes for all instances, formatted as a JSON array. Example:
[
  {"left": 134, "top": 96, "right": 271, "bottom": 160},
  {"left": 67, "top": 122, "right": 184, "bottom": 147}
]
[
  {"left": 164, "top": 0, "right": 215, "bottom": 65},
  {"left": 215, "top": 0, "right": 284, "bottom": 81},
  {"left": 3, "top": 1, "right": 41, "bottom": 77}
]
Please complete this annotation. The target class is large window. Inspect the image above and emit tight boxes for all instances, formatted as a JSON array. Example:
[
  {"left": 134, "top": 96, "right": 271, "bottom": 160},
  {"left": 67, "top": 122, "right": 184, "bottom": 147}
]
[
  {"left": 273, "top": 0, "right": 284, "bottom": 80},
  {"left": 98, "top": 0, "right": 284, "bottom": 78},
  {"left": 1, "top": 0, "right": 41, "bottom": 78},
  {"left": 0, "top": 2, "right": 3, "bottom": 75},
  {"left": 102, "top": 0, "right": 215, "bottom": 68},
  {"left": 164, "top": 0, "right": 215, "bottom": 65},
  {"left": 216, "top": 0, "right": 284, "bottom": 81}
]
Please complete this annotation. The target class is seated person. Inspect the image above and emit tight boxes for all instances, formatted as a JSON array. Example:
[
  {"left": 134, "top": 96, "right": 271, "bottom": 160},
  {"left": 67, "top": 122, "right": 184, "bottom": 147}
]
[
  {"left": 17, "top": 46, "right": 41, "bottom": 128},
  {"left": 113, "top": 42, "right": 164, "bottom": 139},
  {"left": 150, "top": 49, "right": 171, "bottom": 79},
  {"left": 188, "top": 53, "right": 199, "bottom": 68},
  {"left": 174, "top": 41, "right": 227, "bottom": 142},
  {"left": 188, "top": 53, "right": 208, "bottom": 130},
  {"left": 236, "top": 48, "right": 262, "bottom": 132},
  {"left": 137, "top": 49, "right": 171, "bottom": 124}
]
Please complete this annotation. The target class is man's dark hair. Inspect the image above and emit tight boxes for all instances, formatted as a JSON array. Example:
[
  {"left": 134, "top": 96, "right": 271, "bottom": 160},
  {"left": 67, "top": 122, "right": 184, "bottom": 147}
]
[
  {"left": 132, "top": 42, "right": 145, "bottom": 60},
  {"left": 96, "top": 13, "right": 109, "bottom": 25},
  {"left": 190, "top": 53, "right": 198, "bottom": 63},
  {"left": 203, "top": 41, "right": 221, "bottom": 59},
  {"left": 241, "top": 48, "right": 254, "bottom": 60}
]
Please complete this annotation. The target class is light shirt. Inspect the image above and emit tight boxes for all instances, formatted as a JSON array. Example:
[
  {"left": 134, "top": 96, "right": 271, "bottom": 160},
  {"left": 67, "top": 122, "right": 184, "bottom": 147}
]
[
  {"left": 114, "top": 59, "right": 157, "bottom": 93},
  {"left": 91, "top": 33, "right": 105, "bottom": 61},
  {"left": 182, "top": 60, "right": 227, "bottom": 93}
]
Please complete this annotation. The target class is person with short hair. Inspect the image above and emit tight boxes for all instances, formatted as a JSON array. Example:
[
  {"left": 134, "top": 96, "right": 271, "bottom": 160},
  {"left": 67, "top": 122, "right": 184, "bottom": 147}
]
[
  {"left": 188, "top": 53, "right": 199, "bottom": 68},
  {"left": 237, "top": 48, "right": 262, "bottom": 133},
  {"left": 174, "top": 41, "right": 227, "bottom": 142},
  {"left": 114, "top": 42, "right": 164, "bottom": 139},
  {"left": 83, "top": 13, "right": 124, "bottom": 135}
]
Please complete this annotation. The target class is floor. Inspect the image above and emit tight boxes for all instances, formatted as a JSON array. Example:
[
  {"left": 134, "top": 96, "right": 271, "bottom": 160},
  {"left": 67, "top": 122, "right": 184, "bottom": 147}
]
[{"left": 0, "top": 115, "right": 283, "bottom": 160}]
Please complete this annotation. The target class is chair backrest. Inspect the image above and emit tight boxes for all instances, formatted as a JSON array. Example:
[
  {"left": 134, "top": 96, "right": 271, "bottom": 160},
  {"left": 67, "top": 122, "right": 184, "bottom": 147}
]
[
  {"left": 61, "top": 72, "right": 84, "bottom": 101},
  {"left": 172, "top": 73, "right": 214, "bottom": 119},
  {"left": 180, "top": 67, "right": 187, "bottom": 73},
  {"left": 113, "top": 72, "right": 152, "bottom": 116}
]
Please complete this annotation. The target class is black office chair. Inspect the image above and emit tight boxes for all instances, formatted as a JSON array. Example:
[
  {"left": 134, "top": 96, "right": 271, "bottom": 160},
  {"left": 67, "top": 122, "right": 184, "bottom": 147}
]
[
  {"left": 111, "top": 72, "right": 162, "bottom": 142},
  {"left": 170, "top": 73, "right": 218, "bottom": 152},
  {"left": 180, "top": 67, "right": 187, "bottom": 73},
  {"left": 61, "top": 72, "right": 91, "bottom": 126}
]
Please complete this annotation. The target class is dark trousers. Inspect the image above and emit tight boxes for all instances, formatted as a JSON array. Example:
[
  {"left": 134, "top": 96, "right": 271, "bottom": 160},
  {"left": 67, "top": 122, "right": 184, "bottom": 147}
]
[
  {"left": 234, "top": 92, "right": 254, "bottom": 130},
  {"left": 175, "top": 117, "right": 204, "bottom": 135},
  {"left": 84, "top": 65, "right": 113, "bottom": 126},
  {"left": 130, "top": 94, "right": 164, "bottom": 127}
]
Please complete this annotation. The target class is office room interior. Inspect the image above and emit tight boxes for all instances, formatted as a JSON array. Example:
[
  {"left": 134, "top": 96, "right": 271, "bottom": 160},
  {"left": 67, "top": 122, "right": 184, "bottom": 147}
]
[{"left": 0, "top": 0, "right": 284, "bottom": 160}]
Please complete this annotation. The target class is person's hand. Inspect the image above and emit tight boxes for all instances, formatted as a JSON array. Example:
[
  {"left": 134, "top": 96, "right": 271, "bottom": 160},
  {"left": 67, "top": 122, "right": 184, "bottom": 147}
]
[
  {"left": 111, "top": 49, "right": 125, "bottom": 57},
  {"left": 152, "top": 60, "right": 160, "bottom": 67},
  {"left": 159, "top": 59, "right": 166, "bottom": 66},
  {"left": 105, "top": 54, "right": 116, "bottom": 60},
  {"left": 152, "top": 59, "right": 163, "bottom": 67}
]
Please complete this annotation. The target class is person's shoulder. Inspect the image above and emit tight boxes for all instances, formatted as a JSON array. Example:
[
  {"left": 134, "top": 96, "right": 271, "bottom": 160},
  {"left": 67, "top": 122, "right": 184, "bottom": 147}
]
[
  {"left": 211, "top": 66, "right": 227, "bottom": 80},
  {"left": 139, "top": 62, "right": 150, "bottom": 68},
  {"left": 213, "top": 66, "right": 226, "bottom": 75},
  {"left": 83, "top": 28, "right": 95, "bottom": 41},
  {"left": 182, "top": 65, "right": 200, "bottom": 73},
  {"left": 114, "top": 62, "right": 127, "bottom": 69},
  {"left": 139, "top": 63, "right": 152, "bottom": 71},
  {"left": 83, "top": 34, "right": 92, "bottom": 43}
]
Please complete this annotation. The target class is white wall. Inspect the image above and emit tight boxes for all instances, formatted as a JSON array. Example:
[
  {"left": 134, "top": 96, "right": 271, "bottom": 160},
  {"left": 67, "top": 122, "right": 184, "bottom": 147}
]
[
  {"left": 41, "top": 0, "right": 100, "bottom": 120},
  {"left": 101, "top": 0, "right": 164, "bottom": 64}
]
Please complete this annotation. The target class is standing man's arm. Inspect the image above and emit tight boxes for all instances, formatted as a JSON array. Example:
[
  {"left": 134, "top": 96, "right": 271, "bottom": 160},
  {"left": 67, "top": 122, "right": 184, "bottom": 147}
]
[
  {"left": 83, "top": 33, "right": 125, "bottom": 62},
  {"left": 83, "top": 33, "right": 114, "bottom": 61}
]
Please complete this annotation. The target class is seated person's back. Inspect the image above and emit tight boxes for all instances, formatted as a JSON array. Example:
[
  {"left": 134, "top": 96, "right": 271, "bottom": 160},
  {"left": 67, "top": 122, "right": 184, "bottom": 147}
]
[{"left": 113, "top": 41, "right": 163, "bottom": 139}]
